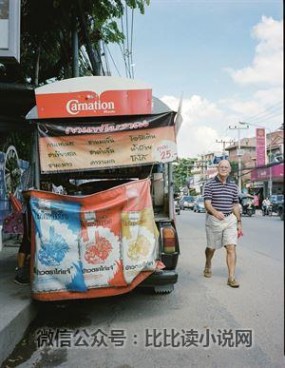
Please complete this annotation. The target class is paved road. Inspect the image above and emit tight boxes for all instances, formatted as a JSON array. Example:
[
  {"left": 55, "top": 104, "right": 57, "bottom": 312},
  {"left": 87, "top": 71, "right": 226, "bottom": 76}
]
[{"left": 2, "top": 210, "right": 284, "bottom": 368}]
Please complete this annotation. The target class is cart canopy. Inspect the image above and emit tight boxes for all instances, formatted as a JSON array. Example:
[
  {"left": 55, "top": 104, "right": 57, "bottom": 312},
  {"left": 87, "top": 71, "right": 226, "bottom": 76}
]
[{"left": 26, "top": 77, "right": 178, "bottom": 174}]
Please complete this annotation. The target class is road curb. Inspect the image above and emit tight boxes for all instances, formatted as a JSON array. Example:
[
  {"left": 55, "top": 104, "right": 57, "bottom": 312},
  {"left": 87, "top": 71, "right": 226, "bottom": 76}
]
[
  {"left": 0, "top": 243, "right": 37, "bottom": 364},
  {"left": 0, "top": 302, "right": 37, "bottom": 364}
]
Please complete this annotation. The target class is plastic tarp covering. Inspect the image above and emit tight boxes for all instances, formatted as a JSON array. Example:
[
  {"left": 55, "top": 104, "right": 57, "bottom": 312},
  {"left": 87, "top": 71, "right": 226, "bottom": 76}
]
[{"left": 25, "top": 179, "right": 163, "bottom": 301}]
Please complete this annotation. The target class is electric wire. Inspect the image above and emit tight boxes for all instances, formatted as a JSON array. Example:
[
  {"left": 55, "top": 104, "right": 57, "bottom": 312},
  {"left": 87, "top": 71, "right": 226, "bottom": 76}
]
[
  {"left": 80, "top": 47, "right": 93, "bottom": 74},
  {"left": 120, "top": 12, "right": 129, "bottom": 77},
  {"left": 246, "top": 100, "right": 283, "bottom": 120},
  {"left": 102, "top": 41, "right": 111, "bottom": 76},
  {"left": 248, "top": 110, "right": 283, "bottom": 125},
  {"left": 105, "top": 44, "right": 121, "bottom": 76},
  {"left": 117, "top": 2, "right": 135, "bottom": 79},
  {"left": 125, "top": 4, "right": 131, "bottom": 78},
  {"left": 130, "top": 8, "right": 135, "bottom": 78},
  {"left": 243, "top": 101, "right": 283, "bottom": 124},
  {"left": 205, "top": 125, "right": 234, "bottom": 154},
  {"left": 100, "top": 3, "right": 136, "bottom": 79}
]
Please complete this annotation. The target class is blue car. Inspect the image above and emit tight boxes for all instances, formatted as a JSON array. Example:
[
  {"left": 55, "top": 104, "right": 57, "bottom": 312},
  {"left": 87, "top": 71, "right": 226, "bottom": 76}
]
[
  {"left": 179, "top": 195, "right": 195, "bottom": 210},
  {"left": 193, "top": 197, "right": 206, "bottom": 213}
]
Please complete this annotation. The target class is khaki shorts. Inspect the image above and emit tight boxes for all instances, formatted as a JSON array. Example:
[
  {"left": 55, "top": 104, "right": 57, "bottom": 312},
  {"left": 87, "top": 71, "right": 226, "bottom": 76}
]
[{"left": 205, "top": 213, "right": 237, "bottom": 249}]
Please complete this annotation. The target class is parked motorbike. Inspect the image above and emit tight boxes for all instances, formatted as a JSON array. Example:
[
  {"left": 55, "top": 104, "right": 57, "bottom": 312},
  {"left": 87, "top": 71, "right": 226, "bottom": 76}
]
[
  {"left": 242, "top": 203, "right": 255, "bottom": 217},
  {"left": 239, "top": 194, "right": 255, "bottom": 217},
  {"left": 262, "top": 205, "right": 272, "bottom": 216}
]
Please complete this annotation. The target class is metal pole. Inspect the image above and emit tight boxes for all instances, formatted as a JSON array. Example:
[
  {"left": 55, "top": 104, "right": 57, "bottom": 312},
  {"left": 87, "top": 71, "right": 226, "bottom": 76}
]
[
  {"left": 33, "top": 129, "right": 40, "bottom": 189},
  {"left": 240, "top": 122, "right": 273, "bottom": 197},
  {"left": 216, "top": 139, "right": 233, "bottom": 159},
  {"left": 229, "top": 124, "right": 249, "bottom": 192},
  {"left": 237, "top": 128, "right": 241, "bottom": 191},
  {"left": 169, "top": 163, "right": 174, "bottom": 220},
  {"left": 72, "top": 11, "right": 79, "bottom": 78},
  {"left": 268, "top": 131, "right": 272, "bottom": 196}
]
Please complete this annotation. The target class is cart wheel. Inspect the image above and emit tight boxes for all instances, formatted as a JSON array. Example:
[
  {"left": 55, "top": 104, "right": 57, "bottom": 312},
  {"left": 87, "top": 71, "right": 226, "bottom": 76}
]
[{"left": 4, "top": 146, "right": 21, "bottom": 196}]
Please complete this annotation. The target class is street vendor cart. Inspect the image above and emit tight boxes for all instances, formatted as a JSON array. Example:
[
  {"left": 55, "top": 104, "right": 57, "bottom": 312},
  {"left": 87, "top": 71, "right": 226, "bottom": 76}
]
[{"left": 25, "top": 76, "right": 180, "bottom": 301}]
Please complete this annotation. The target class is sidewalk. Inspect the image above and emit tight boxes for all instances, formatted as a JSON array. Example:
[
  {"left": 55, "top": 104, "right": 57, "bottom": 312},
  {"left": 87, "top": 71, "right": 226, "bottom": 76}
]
[
  {"left": 0, "top": 235, "right": 37, "bottom": 364},
  {"left": 0, "top": 208, "right": 265, "bottom": 364}
]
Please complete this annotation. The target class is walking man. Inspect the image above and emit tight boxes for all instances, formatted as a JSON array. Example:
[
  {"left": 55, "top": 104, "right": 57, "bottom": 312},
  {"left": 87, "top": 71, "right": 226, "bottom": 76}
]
[{"left": 203, "top": 160, "right": 242, "bottom": 288}]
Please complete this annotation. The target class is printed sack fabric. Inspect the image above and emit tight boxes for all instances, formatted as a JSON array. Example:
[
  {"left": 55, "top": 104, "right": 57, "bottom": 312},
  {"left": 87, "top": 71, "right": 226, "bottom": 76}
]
[{"left": 27, "top": 179, "right": 159, "bottom": 295}]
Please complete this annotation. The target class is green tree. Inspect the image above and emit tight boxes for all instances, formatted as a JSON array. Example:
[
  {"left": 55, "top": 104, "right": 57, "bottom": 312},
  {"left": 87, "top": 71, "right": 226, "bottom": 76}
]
[
  {"left": 2, "top": 0, "right": 150, "bottom": 84},
  {"left": 173, "top": 158, "right": 197, "bottom": 194}
]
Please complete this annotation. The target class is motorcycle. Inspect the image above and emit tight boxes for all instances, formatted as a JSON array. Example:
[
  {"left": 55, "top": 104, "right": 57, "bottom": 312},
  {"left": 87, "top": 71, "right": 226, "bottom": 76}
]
[
  {"left": 174, "top": 199, "right": 181, "bottom": 215},
  {"left": 242, "top": 203, "right": 255, "bottom": 217},
  {"left": 262, "top": 204, "right": 272, "bottom": 216},
  {"left": 239, "top": 194, "right": 255, "bottom": 217}
]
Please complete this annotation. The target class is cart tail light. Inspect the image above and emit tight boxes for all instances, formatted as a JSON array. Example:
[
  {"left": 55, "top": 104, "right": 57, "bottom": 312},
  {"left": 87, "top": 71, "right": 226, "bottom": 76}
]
[{"left": 162, "top": 227, "right": 176, "bottom": 254}]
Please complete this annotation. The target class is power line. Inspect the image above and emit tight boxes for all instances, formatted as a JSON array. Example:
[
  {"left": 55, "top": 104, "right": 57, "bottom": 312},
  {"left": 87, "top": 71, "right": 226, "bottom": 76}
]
[
  {"left": 102, "top": 4, "right": 137, "bottom": 79},
  {"left": 244, "top": 101, "right": 283, "bottom": 124},
  {"left": 105, "top": 44, "right": 121, "bottom": 76},
  {"left": 125, "top": 5, "right": 131, "bottom": 78},
  {"left": 130, "top": 8, "right": 135, "bottom": 78},
  {"left": 245, "top": 100, "right": 283, "bottom": 121},
  {"left": 249, "top": 110, "right": 283, "bottom": 124},
  {"left": 216, "top": 139, "right": 234, "bottom": 155},
  {"left": 124, "top": 5, "right": 135, "bottom": 78},
  {"left": 102, "top": 41, "right": 111, "bottom": 76},
  {"left": 115, "top": 3, "right": 136, "bottom": 79},
  {"left": 120, "top": 12, "right": 130, "bottom": 78},
  {"left": 248, "top": 110, "right": 284, "bottom": 125}
]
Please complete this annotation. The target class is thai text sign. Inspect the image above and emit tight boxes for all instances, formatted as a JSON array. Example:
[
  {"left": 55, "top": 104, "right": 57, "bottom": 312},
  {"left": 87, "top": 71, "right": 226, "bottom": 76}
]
[
  {"left": 38, "top": 113, "right": 177, "bottom": 173},
  {"left": 26, "top": 179, "right": 161, "bottom": 301},
  {"left": 256, "top": 128, "right": 266, "bottom": 167},
  {"left": 251, "top": 163, "right": 284, "bottom": 181}
]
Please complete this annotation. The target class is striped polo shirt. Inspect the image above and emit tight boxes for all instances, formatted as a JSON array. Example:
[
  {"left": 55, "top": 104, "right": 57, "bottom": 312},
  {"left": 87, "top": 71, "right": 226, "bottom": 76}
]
[{"left": 203, "top": 175, "right": 239, "bottom": 214}]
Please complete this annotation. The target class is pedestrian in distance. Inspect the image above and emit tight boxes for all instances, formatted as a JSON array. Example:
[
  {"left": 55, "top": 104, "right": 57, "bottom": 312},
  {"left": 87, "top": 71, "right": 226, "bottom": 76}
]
[
  {"left": 8, "top": 192, "right": 31, "bottom": 285},
  {"left": 14, "top": 210, "right": 31, "bottom": 285},
  {"left": 2, "top": 192, "right": 31, "bottom": 285},
  {"left": 261, "top": 197, "right": 272, "bottom": 216},
  {"left": 203, "top": 160, "right": 242, "bottom": 288},
  {"left": 253, "top": 194, "right": 259, "bottom": 209},
  {"left": 262, "top": 197, "right": 271, "bottom": 210}
]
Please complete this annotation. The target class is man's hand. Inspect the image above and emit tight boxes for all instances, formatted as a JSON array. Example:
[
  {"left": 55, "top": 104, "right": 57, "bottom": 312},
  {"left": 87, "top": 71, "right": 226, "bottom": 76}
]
[
  {"left": 204, "top": 200, "right": 225, "bottom": 220},
  {"left": 215, "top": 211, "right": 226, "bottom": 220},
  {"left": 237, "top": 222, "right": 244, "bottom": 238}
]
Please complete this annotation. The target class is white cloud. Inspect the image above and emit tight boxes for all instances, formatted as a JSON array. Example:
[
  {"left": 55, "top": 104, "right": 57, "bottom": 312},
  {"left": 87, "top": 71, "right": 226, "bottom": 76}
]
[
  {"left": 253, "top": 86, "right": 283, "bottom": 106},
  {"left": 161, "top": 95, "right": 226, "bottom": 158},
  {"left": 220, "top": 85, "right": 283, "bottom": 128},
  {"left": 228, "top": 16, "right": 283, "bottom": 86},
  {"left": 160, "top": 16, "right": 283, "bottom": 158},
  {"left": 162, "top": 95, "right": 224, "bottom": 126},
  {"left": 177, "top": 124, "right": 221, "bottom": 158}
]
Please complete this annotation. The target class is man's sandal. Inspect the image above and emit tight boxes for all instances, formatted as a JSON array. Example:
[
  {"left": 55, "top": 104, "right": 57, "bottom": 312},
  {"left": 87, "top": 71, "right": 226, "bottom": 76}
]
[
  {"left": 227, "top": 278, "right": 240, "bottom": 288},
  {"left": 203, "top": 268, "right": 212, "bottom": 278}
]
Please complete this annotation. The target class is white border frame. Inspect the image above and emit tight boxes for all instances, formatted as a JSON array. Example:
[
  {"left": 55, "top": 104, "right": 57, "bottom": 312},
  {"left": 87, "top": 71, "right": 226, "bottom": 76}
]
[{"left": 0, "top": 0, "right": 20, "bottom": 62}]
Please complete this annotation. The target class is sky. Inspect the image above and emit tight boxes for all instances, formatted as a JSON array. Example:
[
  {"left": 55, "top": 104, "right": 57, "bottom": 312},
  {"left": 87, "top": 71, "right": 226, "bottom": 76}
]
[{"left": 108, "top": 0, "right": 283, "bottom": 158}]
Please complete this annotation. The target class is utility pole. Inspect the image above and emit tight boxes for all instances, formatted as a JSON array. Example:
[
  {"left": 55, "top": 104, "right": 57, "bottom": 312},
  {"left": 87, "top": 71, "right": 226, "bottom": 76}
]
[
  {"left": 216, "top": 139, "right": 234, "bottom": 159},
  {"left": 228, "top": 123, "right": 249, "bottom": 192},
  {"left": 239, "top": 121, "right": 273, "bottom": 196}
]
